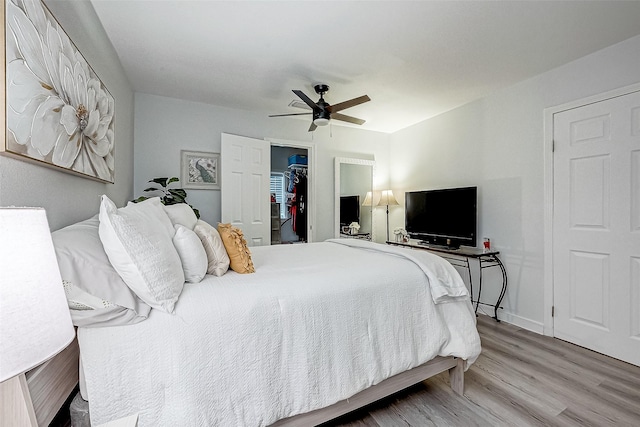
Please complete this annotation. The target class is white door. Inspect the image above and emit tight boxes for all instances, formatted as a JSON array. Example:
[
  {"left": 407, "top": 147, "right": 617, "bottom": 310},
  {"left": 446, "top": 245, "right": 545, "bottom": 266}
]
[
  {"left": 553, "top": 89, "right": 640, "bottom": 366},
  {"left": 221, "top": 133, "right": 271, "bottom": 246}
]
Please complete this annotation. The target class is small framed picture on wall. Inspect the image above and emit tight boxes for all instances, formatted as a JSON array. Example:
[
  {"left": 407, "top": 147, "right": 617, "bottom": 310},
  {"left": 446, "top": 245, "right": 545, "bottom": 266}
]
[{"left": 181, "top": 150, "right": 220, "bottom": 190}]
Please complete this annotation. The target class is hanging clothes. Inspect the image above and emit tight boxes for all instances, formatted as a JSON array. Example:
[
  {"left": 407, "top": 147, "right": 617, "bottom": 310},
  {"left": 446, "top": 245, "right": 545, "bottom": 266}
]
[
  {"left": 287, "top": 169, "right": 297, "bottom": 193},
  {"left": 294, "top": 174, "right": 307, "bottom": 240}
]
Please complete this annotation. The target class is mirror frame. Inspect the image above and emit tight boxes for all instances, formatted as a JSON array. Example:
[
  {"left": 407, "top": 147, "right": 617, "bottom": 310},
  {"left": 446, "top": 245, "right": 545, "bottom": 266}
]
[{"left": 334, "top": 157, "right": 376, "bottom": 239}]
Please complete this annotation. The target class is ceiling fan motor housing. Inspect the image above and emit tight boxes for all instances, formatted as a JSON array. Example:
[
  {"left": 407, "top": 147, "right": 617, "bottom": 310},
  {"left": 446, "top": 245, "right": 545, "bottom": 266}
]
[
  {"left": 314, "top": 84, "right": 330, "bottom": 95},
  {"left": 313, "top": 108, "right": 331, "bottom": 126}
]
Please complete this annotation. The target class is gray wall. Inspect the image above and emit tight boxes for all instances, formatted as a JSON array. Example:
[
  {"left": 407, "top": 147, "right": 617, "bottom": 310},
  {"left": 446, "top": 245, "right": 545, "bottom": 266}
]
[
  {"left": 0, "top": 0, "right": 135, "bottom": 231},
  {"left": 389, "top": 35, "right": 640, "bottom": 331}
]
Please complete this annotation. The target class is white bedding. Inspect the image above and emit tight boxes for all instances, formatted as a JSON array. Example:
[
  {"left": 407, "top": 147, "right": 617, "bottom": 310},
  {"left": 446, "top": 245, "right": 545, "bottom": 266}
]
[{"left": 78, "top": 241, "right": 481, "bottom": 426}]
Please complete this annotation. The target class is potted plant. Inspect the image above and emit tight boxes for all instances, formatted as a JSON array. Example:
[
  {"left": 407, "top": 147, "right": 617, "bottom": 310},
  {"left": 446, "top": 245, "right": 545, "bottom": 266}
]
[{"left": 132, "top": 177, "right": 200, "bottom": 218}]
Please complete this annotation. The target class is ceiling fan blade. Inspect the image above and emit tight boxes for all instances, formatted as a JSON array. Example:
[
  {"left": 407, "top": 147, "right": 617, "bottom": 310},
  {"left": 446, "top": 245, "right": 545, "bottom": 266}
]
[
  {"left": 308, "top": 122, "right": 317, "bottom": 132},
  {"left": 293, "top": 90, "right": 320, "bottom": 111},
  {"left": 328, "top": 95, "right": 370, "bottom": 113},
  {"left": 332, "top": 112, "right": 366, "bottom": 125},
  {"left": 269, "top": 112, "right": 312, "bottom": 117}
]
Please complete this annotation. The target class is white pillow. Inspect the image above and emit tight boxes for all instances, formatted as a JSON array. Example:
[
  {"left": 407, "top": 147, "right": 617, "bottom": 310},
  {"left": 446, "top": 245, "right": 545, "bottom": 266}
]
[
  {"left": 52, "top": 215, "right": 151, "bottom": 327},
  {"left": 127, "top": 198, "right": 176, "bottom": 237},
  {"left": 63, "top": 280, "right": 114, "bottom": 311},
  {"left": 99, "top": 195, "right": 185, "bottom": 313},
  {"left": 173, "top": 225, "right": 208, "bottom": 283},
  {"left": 163, "top": 203, "right": 198, "bottom": 230},
  {"left": 193, "top": 220, "right": 230, "bottom": 276}
]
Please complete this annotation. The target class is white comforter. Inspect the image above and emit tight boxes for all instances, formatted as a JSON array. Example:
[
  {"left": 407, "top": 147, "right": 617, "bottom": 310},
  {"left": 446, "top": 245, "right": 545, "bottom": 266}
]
[{"left": 78, "top": 241, "right": 481, "bottom": 426}]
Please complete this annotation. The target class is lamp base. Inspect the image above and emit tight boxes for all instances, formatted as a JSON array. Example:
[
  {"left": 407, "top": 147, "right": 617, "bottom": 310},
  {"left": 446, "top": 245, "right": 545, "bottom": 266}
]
[{"left": 0, "top": 374, "right": 38, "bottom": 426}]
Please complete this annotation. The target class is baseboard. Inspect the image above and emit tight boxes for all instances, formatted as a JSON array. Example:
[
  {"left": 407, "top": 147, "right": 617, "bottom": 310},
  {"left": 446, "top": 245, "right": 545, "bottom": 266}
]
[{"left": 479, "top": 310, "right": 544, "bottom": 334}]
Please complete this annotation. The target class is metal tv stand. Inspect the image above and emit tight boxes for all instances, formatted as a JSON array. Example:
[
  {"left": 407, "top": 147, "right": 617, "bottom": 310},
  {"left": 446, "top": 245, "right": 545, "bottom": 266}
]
[{"left": 386, "top": 240, "right": 507, "bottom": 321}]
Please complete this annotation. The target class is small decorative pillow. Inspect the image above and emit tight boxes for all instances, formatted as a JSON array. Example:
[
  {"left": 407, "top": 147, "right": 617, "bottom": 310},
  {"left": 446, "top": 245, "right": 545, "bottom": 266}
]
[
  {"left": 193, "top": 220, "right": 230, "bottom": 276},
  {"left": 163, "top": 203, "right": 198, "bottom": 230},
  {"left": 173, "top": 224, "right": 208, "bottom": 283},
  {"left": 99, "top": 195, "right": 185, "bottom": 313},
  {"left": 217, "top": 223, "right": 255, "bottom": 274}
]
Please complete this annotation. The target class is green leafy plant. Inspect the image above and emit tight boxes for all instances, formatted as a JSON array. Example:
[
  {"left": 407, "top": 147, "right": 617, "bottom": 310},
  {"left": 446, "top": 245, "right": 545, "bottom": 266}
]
[{"left": 133, "top": 177, "right": 200, "bottom": 218}]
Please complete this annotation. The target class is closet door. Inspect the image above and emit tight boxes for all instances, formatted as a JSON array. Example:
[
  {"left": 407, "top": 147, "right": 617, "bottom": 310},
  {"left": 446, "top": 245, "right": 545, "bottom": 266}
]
[
  {"left": 553, "top": 89, "right": 640, "bottom": 366},
  {"left": 221, "top": 133, "right": 271, "bottom": 246}
]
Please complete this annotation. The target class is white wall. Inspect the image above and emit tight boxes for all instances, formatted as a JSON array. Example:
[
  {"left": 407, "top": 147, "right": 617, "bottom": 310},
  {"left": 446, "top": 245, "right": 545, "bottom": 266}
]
[
  {"left": 390, "top": 35, "right": 640, "bottom": 331},
  {"left": 0, "top": 0, "right": 134, "bottom": 231},
  {"left": 134, "top": 93, "right": 390, "bottom": 242}
]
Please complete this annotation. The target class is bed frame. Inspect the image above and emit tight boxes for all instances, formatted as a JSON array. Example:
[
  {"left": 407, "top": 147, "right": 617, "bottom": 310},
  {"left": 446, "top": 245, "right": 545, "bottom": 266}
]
[
  {"left": 273, "top": 356, "right": 464, "bottom": 426},
  {"left": 28, "top": 342, "right": 462, "bottom": 426}
]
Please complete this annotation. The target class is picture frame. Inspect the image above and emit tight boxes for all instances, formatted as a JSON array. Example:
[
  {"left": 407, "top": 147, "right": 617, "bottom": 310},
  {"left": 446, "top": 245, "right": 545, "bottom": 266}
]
[
  {"left": 181, "top": 150, "right": 220, "bottom": 190},
  {"left": 2, "top": 0, "right": 116, "bottom": 183}
]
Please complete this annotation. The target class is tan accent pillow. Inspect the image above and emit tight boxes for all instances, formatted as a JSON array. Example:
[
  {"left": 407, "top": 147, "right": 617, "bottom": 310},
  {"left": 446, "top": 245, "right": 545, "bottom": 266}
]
[
  {"left": 217, "top": 223, "right": 255, "bottom": 274},
  {"left": 193, "top": 220, "right": 230, "bottom": 276}
]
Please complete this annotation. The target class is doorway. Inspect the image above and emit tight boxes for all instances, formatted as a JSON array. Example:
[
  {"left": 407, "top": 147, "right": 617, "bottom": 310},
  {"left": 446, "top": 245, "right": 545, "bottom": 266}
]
[{"left": 270, "top": 146, "right": 308, "bottom": 244}]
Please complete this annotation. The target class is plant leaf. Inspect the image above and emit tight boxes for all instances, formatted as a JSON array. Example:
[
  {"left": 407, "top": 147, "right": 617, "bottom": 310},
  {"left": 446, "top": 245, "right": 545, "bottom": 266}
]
[
  {"left": 169, "top": 188, "right": 187, "bottom": 200},
  {"left": 167, "top": 177, "right": 180, "bottom": 185},
  {"left": 131, "top": 196, "right": 148, "bottom": 203},
  {"left": 149, "top": 177, "right": 169, "bottom": 187},
  {"left": 143, "top": 187, "right": 160, "bottom": 192}
]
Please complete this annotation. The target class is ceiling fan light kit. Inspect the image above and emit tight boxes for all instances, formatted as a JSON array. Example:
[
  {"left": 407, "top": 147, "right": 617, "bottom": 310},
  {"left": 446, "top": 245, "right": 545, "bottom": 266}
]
[{"left": 269, "top": 83, "right": 370, "bottom": 132}]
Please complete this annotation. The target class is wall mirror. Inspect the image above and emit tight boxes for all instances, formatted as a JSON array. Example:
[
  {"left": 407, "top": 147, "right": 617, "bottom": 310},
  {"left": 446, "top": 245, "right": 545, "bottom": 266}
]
[{"left": 334, "top": 157, "right": 375, "bottom": 239}]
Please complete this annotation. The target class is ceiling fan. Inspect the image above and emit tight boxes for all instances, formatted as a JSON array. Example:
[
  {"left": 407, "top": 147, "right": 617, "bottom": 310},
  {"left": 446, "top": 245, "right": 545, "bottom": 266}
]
[{"left": 269, "top": 84, "right": 370, "bottom": 132}]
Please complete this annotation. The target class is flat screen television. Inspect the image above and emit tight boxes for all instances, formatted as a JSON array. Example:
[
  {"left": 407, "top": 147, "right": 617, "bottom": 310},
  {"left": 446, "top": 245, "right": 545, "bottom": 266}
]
[
  {"left": 405, "top": 186, "right": 477, "bottom": 248},
  {"left": 340, "top": 195, "right": 360, "bottom": 226}
]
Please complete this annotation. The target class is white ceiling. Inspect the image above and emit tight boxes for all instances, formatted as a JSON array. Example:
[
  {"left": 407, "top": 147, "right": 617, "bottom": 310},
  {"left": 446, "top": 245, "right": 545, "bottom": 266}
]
[{"left": 90, "top": 0, "right": 640, "bottom": 134}]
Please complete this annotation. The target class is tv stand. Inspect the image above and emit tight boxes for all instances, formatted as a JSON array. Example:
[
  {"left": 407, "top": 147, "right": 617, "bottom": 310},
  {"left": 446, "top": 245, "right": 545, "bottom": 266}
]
[
  {"left": 386, "top": 241, "right": 507, "bottom": 321},
  {"left": 417, "top": 241, "right": 460, "bottom": 251}
]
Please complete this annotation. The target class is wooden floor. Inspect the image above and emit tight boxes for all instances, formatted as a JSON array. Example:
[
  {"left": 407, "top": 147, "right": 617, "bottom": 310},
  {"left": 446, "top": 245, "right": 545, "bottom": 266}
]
[{"left": 325, "top": 314, "right": 640, "bottom": 427}]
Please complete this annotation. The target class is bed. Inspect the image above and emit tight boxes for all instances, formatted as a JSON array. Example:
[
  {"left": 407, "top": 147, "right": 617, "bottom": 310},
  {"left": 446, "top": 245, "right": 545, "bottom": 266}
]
[{"left": 50, "top": 198, "right": 481, "bottom": 426}]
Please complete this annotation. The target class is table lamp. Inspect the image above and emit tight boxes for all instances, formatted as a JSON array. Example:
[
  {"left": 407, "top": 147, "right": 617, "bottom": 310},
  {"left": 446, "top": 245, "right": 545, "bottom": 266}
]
[{"left": 0, "top": 208, "right": 75, "bottom": 426}]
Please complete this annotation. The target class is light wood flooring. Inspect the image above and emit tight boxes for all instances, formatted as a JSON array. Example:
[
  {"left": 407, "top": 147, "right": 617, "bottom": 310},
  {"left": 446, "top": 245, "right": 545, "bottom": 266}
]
[{"left": 324, "top": 314, "right": 640, "bottom": 427}]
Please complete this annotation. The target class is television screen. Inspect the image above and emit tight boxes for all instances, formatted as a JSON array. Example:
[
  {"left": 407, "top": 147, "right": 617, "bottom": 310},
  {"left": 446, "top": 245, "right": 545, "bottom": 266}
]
[
  {"left": 340, "top": 195, "right": 360, "bottom": 226},
  {"left": 405, "top": 187, "right": 477, "bottom": 248}
]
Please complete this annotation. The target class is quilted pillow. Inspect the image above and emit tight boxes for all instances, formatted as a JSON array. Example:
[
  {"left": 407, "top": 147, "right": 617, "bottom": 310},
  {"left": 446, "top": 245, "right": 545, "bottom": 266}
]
[
  {"left": 217, "top": 223, "right": 255, "bottom": 274},
  {"left": 193, "top": 220, "right": 230, "bottom": 276},
  {"left": 163, "top": 203, "right": 198, "bottom": 230},
  {"left": 52, "top": 215, "right": 151, "bottom": 327},
  {"left": 99, "top": 195, "right": 185, "bottom": 313},
  {"left": 173, "top": 224, "right": 208, "bottom": 283}
]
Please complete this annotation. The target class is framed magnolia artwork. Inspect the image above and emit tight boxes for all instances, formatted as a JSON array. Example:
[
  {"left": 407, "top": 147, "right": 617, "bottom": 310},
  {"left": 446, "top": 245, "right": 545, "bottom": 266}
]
[
  {"left": 181, "top": 150, "right": 220, "bottom": 190},
  {"left": 2, "top": 0, "right": 116, "bottom": 183}
]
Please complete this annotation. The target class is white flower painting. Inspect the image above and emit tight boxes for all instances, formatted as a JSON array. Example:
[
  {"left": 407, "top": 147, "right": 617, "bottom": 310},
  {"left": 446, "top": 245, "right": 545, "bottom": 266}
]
[{"left": 4, "top": 0, "right": 115, "bottom": 183}]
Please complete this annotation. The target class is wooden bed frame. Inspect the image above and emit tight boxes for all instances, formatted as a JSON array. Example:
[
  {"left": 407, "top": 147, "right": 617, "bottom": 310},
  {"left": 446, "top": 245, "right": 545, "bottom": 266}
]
[{"left": 24, "top": 342, "right": 462, "bottom": 427}]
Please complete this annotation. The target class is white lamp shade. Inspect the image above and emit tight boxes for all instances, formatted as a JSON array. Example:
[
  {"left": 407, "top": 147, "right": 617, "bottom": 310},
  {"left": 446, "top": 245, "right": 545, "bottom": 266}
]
[
  {"left": 377, "top": 190, "right": 399, "bottom": 206},
  {"left": 362, "top": 191, "right": 374, "bottom": 207},
  {"left": 0, "top": 208, "right": 74, "bottom": 382}
]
